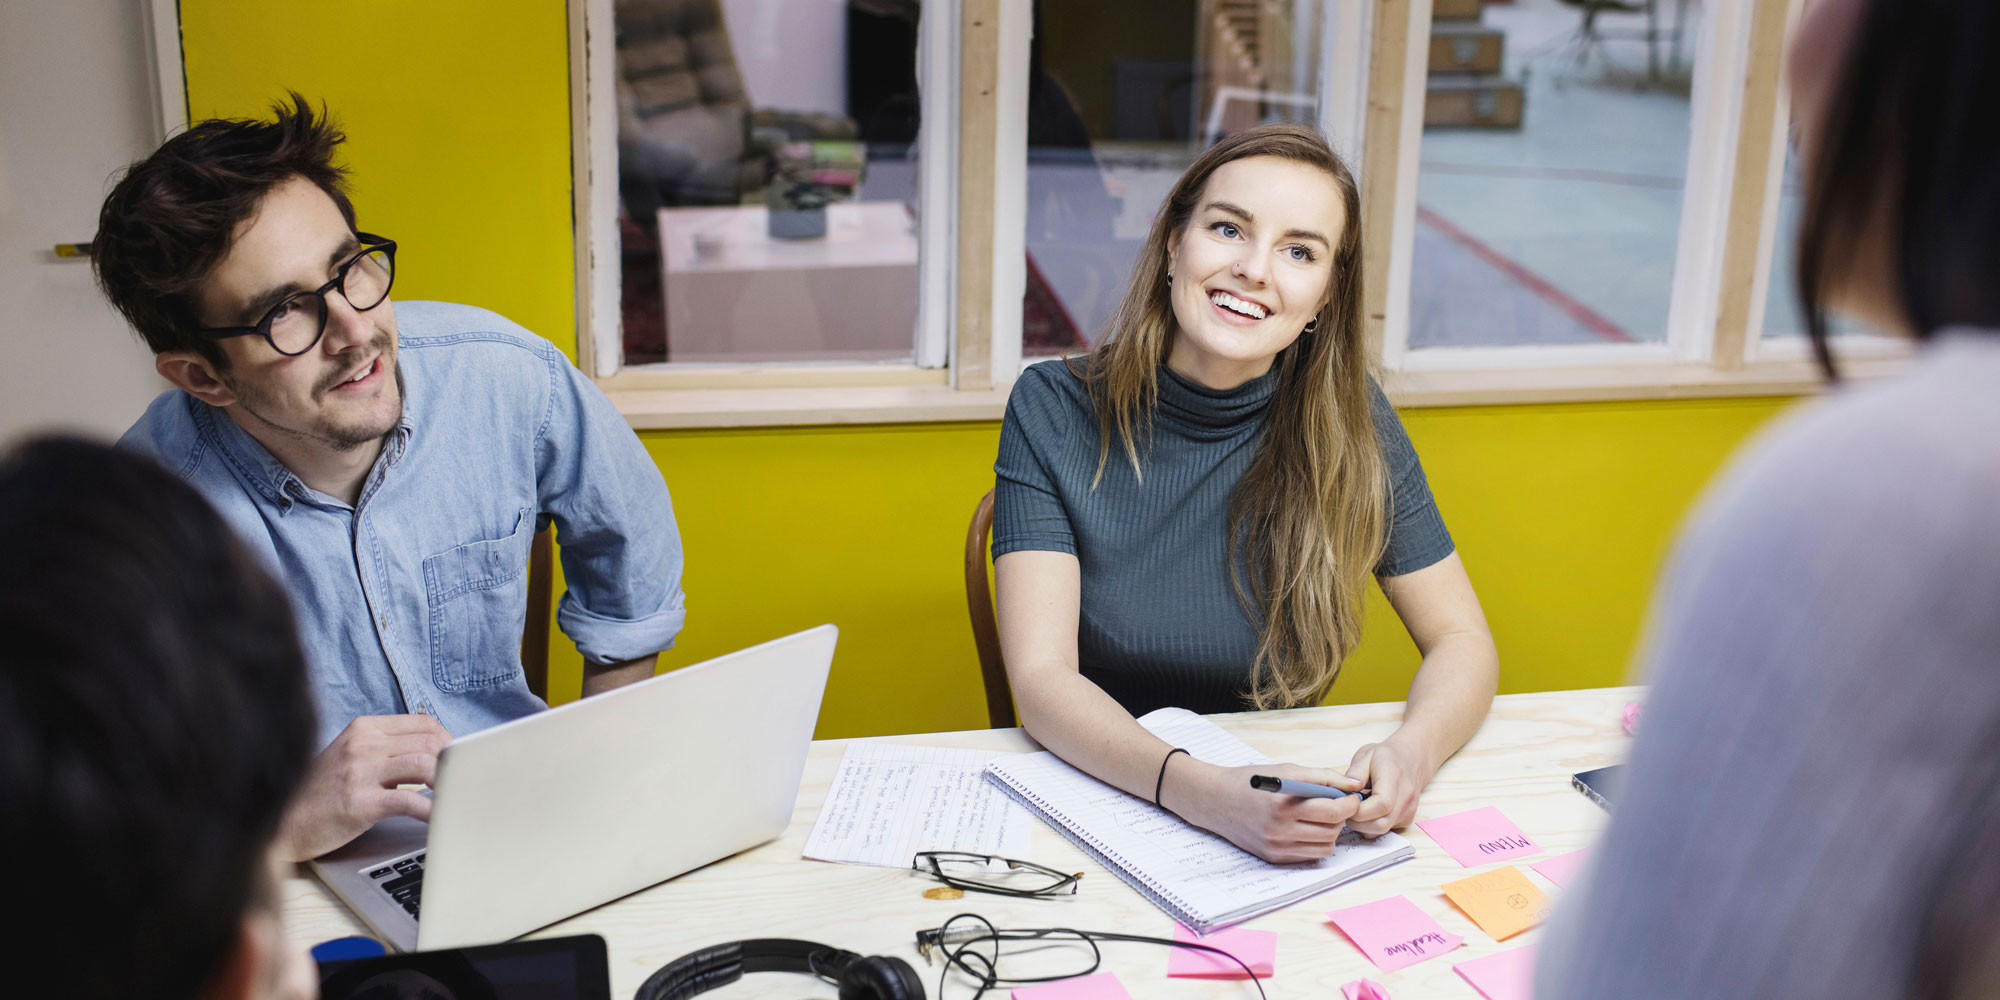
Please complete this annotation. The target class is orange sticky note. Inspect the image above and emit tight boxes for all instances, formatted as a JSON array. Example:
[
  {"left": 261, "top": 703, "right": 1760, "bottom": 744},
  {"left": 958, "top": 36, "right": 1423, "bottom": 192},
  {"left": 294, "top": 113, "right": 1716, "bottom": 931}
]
[{"left": 1439, "top": 866, "right": 1549, "bottom": 941}]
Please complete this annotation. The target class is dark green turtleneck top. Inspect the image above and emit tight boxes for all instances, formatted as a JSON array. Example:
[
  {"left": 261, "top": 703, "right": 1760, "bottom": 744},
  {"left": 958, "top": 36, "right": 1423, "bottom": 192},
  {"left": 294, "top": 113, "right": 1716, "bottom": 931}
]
[{"left": 992, "top": 360, "right": 1454, "bottom": 716}]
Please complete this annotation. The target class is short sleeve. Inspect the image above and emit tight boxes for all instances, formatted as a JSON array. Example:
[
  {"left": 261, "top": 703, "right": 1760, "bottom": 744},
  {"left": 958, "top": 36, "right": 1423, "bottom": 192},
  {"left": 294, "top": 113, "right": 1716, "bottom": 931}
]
[
  {"left": 1368, "top": 378, "right": 1456, "bottom": 577},
  {"left": 991, "top": 364, "right": 1082, "bottom": 558}
]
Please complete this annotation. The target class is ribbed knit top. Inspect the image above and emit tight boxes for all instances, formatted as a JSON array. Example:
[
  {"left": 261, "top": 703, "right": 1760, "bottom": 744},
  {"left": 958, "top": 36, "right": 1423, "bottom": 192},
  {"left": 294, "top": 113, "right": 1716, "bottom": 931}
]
[{"left": 992, "top": 359, "right": 1454, "bottom": 715}]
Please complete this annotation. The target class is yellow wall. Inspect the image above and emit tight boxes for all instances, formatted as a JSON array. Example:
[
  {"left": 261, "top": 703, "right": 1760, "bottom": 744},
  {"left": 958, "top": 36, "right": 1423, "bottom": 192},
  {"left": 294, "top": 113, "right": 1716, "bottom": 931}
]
[{"left": 180, "top": 2, "right": 1797, "bottom": 740}]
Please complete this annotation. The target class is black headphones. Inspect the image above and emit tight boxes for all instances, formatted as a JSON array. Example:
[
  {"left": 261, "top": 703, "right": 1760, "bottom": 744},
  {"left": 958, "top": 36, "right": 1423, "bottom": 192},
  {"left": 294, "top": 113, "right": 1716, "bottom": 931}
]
[{"left": 636, "top": 938, "right": 924, "bottom": 1000}]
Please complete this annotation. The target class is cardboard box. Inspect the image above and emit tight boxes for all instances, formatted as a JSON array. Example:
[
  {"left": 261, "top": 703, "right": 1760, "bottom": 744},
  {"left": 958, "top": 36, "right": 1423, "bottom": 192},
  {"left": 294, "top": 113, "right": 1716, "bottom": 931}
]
[
  {"left": 1434, "top": 0, "right": 1484, "bottom": 22},
  {"left": 1424, "top": 75, "right": 1525, "bottom": 129},
  {"left": 1429, "top": 23, "right": 1505, "bottom": 74}
]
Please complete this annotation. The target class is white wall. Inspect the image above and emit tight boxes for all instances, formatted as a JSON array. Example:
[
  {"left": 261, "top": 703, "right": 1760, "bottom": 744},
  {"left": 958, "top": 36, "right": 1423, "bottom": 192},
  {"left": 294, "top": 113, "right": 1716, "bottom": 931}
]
[
  {"left": 0, "top": 0, "right": 168, "bottom": 444},
  {"left": 721, "top": 0, "right": 848, "bottom": 116}
]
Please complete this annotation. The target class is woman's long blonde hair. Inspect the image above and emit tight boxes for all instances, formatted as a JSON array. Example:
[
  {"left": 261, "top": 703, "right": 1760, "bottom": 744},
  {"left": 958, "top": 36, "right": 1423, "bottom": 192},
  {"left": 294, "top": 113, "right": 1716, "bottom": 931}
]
[{"left": 1077, "top": 123, "right": 1386, "bottom": 710}]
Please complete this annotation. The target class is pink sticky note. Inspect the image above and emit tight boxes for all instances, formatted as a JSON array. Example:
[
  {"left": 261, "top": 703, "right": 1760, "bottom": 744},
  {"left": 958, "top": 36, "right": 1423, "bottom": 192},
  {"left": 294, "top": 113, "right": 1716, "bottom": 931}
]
[
  {"left": 1532, "top": 848, "right": 1590, "bottom": 888},
  {"left": 1168, "top": 923, "right": 1275, "bottom": 979},
  {"left": 1454, "top": 945, "right": 1540, "bottom": 1000},
  {"left": 1010, "top": 972, "right": 1133, "bottom": 1000},
  {"left": 1327, "top": 895, "right": 1464, "bottom": 972},
  {"left": 1341, "top": 980, "right": 1393, "bottom": 1000},
  {"left": 1416, "top": 806, "right": 1543, "bottom": 867}
]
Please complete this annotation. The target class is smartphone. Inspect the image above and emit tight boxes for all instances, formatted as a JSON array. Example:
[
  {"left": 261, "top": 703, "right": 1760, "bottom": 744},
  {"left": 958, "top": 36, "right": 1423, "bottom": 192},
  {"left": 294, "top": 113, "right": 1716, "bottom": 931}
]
[
  {"left": 317, "top": 933, "right": 610, "bottom": 1000},
  {"left": 1571, "top": 764, "right": 1624, "bottom": 812}
]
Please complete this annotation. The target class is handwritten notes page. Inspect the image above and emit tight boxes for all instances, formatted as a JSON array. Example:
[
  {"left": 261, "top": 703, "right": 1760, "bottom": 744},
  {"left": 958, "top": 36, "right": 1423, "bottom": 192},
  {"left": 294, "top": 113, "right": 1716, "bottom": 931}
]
[
  {"left": 1168, "top": 923, "right": 1276, "bottom": 979},
  {"left": 1440, "top": 867, "right": 1549, "bottom": 941},
  {"left": 804, "top": 743, "right": 1032, "bottom": 867},
  {"left": 1415, "top": 806, "right": 1543, "bottom": 867},
  {"left": 1326, "top": 895, "right": 1463, "bottom": 972},
  {"left": 1455, "top": 945, "right": 1539, "bottom": 1000},
  {"left": 984, "top": 708, "right": 1413, "bottom": 933}
]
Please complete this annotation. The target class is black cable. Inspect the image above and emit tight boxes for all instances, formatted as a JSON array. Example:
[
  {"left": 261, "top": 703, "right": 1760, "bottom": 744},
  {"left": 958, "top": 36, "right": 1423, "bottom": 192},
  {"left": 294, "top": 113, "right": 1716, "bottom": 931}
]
[{"left": 920, "top": 913, "right": 1268, "bottom": 999}]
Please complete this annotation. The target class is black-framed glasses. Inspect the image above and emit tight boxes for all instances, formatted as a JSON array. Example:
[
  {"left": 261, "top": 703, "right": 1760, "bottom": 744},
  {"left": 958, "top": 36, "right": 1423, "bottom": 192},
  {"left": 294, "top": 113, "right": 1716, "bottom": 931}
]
[
  {"left": 200, "top": 232, "right": 397, "bottom": 356},
  {"left": 915, "top": 914, "right": 1268, "bottom": 1000},
  {"left": 912, "top": 852, "right": 1081, "bottom": 899}
]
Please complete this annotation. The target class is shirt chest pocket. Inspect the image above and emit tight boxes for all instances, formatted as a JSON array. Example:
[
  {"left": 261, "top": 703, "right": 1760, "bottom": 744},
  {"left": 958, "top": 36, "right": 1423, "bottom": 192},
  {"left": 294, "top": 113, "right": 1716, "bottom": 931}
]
[{"left": 423, "top": 507, "right": 536, "bottom": 693}]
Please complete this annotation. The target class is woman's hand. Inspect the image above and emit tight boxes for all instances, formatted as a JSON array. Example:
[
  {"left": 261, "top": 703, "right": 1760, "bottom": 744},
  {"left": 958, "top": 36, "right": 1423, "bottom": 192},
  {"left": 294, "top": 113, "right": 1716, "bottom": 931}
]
[
  {"left": 1342, "top": 736, "right": 1438, "bottom": 837},
  {"left": 1163, "top": 759, "right": 1364, "bottom": 863}
]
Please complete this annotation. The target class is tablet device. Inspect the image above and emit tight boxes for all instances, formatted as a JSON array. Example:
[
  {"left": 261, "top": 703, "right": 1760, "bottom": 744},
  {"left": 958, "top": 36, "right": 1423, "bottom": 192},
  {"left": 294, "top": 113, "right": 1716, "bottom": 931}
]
[
  {"left": 1571, "top": 765, "right": 1624, "bottom": 811},
  {"left": 317, "top": 933, "right": 610, "bottom": 999}
]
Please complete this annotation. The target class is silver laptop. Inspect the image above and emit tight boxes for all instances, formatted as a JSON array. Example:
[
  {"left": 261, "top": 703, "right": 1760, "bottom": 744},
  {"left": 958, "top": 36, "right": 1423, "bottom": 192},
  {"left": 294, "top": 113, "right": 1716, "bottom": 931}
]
[{"left": 309, "top": 625, "right": 837, "bottom": 951}]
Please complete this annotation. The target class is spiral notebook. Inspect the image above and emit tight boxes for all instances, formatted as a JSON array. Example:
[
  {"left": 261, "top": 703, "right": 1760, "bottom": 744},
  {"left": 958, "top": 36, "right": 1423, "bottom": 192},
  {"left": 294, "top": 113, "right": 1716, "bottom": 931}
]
[{"left": 984, "top": 708, "right": 1413, "bottom": 934}]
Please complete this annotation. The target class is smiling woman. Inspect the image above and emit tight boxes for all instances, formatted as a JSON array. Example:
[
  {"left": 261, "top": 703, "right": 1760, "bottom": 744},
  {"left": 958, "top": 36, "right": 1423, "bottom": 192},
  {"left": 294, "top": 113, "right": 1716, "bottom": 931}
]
[{"left": 990, "top": 124, "right": 1499, "bottom": 865}]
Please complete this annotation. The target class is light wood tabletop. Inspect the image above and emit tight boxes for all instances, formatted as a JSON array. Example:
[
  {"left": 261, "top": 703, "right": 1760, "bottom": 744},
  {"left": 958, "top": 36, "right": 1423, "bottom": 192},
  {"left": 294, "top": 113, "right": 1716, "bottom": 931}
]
[{"left": 284, "top": 686, "right": 1639, "bottom": 998}]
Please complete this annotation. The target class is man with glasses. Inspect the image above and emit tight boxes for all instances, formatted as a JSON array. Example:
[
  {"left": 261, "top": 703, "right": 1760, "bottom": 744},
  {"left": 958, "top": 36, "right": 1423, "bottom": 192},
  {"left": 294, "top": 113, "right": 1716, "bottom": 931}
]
[{"left": 93, "top": 95, "right": 687, "bottom": 863}]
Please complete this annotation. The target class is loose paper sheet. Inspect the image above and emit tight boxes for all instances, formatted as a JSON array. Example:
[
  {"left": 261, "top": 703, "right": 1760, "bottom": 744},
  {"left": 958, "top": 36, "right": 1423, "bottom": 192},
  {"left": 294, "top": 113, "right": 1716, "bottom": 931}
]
[
  {"left": 1455, "top": 945, "right": 1540, "bottom": 1000},
  {"left": 1327, "top": 895, "right": 1464, "bottom": 972},
  {"left": 1010, "top": 972, "right": 1134, "bottom": 999},
  {"left": 1416, "top": 806, "right": 1543, "bottom": 867},
  {"left": 1531, "top": 848, "right": 1590, "bottom": 888},
  {"left": 804, "top": 742, "right": 1032, "bottom": 867},
  {"left": 1168, "top": 923, "right": 1275, "bottom": 979},
  {"left": 1440, "top": 866, "right": 1549, "bottom": 941},
  {"left": 1340, "top": 980, "right": 1393, "bottom": 1000}
]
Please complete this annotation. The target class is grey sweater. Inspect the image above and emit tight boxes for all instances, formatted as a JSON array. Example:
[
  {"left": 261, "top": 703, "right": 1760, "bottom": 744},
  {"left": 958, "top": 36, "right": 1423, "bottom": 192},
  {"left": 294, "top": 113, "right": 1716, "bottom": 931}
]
[
  {"left": 1538, "top": 331, "right": 2000, "bottom": 998},
  {"left": 992, "top": 360, "right": 1454, "bottom": 715}
]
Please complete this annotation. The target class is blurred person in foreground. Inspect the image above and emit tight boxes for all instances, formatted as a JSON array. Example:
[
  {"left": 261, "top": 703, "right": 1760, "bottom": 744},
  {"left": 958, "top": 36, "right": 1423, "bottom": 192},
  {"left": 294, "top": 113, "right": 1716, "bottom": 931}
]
[
  {"left": 0, "top": 438, "right": 318, "bottom": 998},
  {"left": 1538, "top": 1, "right": 2000, "bottom": 997}
]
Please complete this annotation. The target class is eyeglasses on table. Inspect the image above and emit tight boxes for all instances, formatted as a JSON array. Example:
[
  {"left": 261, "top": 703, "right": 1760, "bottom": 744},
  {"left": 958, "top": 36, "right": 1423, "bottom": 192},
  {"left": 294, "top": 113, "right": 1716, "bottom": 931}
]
[{"left": 911, "top": 852, "right": 1082, "bottom": 899}]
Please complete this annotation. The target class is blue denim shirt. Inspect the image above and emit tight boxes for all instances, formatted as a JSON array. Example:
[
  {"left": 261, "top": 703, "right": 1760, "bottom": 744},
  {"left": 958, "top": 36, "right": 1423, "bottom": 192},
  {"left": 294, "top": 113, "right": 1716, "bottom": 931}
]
[{"left": 121, "top": 301, "right": 686, "bottom": 749}]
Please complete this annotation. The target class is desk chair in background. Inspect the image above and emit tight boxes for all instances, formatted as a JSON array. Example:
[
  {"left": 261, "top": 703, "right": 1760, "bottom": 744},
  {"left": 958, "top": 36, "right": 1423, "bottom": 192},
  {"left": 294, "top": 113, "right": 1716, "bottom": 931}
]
[{"left": 964, "top": 490, "right": 1016, "bottom": 728}]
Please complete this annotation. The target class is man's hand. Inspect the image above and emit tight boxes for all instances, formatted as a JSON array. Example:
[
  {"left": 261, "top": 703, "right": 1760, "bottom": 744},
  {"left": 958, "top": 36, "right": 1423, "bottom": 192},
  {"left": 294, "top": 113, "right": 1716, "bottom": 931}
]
[
  {"left": 1165, "top": 760, "right": 1364, "bottom": 863},
  {"left": 1342, "top": 736, "right": 1438, "bottom": 837},
  {"left": 277, "top": 714, "right": 452, "bottom": 862}
]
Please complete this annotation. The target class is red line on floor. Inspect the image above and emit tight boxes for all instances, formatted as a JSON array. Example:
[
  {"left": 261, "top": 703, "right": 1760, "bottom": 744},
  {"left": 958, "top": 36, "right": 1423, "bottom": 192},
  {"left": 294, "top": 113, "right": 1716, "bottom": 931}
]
[{"left": 1414, "top": 205, "right": 1638, "bottom": 344}]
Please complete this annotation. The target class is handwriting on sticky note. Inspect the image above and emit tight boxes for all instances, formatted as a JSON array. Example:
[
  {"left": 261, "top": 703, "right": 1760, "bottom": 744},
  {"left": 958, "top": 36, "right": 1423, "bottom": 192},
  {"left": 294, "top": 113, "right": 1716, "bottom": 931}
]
[
  {"left": 1327, "top": 896, "right": 1464, "bottom": 972},
  {"left": 1455, "top": 945, "right": 1539, "bottom": 1000},
  {"left": 1340, "top": 979, "right": 1393, "bottom": 1000},
  {"left": 1531, "top": 848, "right": 1589, "bottom": 888},
  {"left": 1416, "top": 806, "right": 1543, "bottom": 867},
  {"left": 1440, "top": 866, "right": 1549, "bottom": 941},
  {"left": 1168, "top": 923, "right": 1275, "bottom": 979},
  {"left": 1009, "top": 972, "right": 1134, "bottom": 999}
]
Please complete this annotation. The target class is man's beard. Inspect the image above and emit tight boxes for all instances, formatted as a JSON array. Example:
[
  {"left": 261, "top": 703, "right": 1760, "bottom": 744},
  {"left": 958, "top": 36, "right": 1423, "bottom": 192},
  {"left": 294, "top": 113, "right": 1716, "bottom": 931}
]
[{"left": 226, "top": 329, "right": 405, "bottom": 453}]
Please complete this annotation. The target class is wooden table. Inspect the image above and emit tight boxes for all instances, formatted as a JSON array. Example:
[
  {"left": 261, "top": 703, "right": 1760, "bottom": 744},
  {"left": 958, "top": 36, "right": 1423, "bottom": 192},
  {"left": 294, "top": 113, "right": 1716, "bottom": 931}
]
[{"left": 284, "top": 687, "right": 1638, "bottom": 998}]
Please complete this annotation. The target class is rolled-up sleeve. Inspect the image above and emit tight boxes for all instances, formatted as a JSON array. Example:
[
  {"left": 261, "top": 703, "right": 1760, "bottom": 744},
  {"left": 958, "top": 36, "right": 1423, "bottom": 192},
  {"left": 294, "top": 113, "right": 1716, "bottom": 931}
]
[{"left": 534, "top": 348, "right": 687, "bottom": 663}]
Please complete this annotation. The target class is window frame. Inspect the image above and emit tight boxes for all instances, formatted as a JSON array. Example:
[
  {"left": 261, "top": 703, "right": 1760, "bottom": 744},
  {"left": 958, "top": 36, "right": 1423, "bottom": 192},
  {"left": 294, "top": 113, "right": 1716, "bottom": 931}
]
[{"left": 572, "top": 0, "right": 1909, "bottom": 430}]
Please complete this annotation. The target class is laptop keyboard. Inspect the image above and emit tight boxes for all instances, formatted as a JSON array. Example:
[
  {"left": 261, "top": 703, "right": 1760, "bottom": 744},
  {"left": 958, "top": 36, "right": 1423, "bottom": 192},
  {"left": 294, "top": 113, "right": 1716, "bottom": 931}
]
[{"left": 368, "top": 852, "right": 425, "bottom": 918}]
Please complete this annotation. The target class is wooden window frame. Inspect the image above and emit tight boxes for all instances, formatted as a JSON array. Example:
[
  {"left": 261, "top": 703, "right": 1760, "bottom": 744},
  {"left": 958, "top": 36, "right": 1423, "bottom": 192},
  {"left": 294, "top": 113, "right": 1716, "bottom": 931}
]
[{"left": 576, "top": 0, "right": 1905, "bottom": 430}]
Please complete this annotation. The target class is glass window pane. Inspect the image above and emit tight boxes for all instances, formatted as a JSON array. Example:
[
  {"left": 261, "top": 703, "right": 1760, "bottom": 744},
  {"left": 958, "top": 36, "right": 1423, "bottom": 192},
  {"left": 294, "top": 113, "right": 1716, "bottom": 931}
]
[
  {"left": 1020, "top": 1, "right": 1327, "bottom": 358},
  {"left": 1760, "top": 142, "right": 1868, "bottom": 340},
  {"left": 1409, "top": 0, "right": 1703, "bottom": 348},
  {"left": 615, "top": 0, "right": 923, "bottom": 365}
]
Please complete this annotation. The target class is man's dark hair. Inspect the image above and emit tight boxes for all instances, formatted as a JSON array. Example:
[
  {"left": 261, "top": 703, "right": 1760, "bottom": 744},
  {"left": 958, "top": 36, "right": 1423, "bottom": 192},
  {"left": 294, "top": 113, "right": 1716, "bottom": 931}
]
[
  {"left": 0, "top": 438, "right": 316, "bottom": 998},
  {"left": 1797, "top": 0, "right": 2000, "bottom": 376},
  {"left": 93, "top": 92, "right": 356, "bottom": 366}
]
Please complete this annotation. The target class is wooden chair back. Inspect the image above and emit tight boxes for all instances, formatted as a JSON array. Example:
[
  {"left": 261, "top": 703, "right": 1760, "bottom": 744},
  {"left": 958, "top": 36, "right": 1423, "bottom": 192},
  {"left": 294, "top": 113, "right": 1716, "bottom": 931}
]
[
  {"left": 964, "top": 490, "right": 1016, "bottom": 729},
  {"left": 521, "top": 527, "right": 554, "bottom": 702}
]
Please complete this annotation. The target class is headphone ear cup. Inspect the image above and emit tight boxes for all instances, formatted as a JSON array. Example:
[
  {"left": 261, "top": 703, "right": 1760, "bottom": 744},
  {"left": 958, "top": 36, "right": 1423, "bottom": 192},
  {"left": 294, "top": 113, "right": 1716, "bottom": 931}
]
[{"left": 837, "top": 955, "right": 925, "bottom": 1000}]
